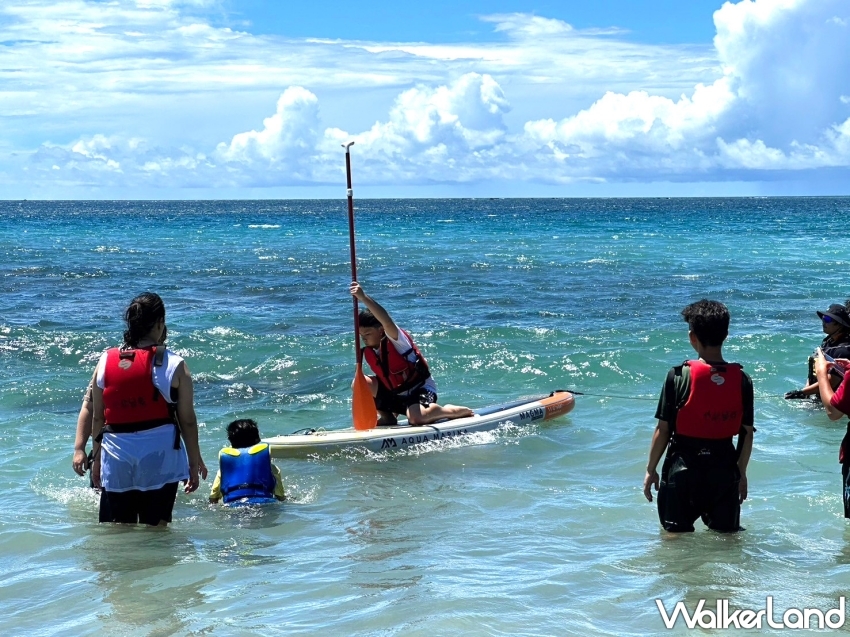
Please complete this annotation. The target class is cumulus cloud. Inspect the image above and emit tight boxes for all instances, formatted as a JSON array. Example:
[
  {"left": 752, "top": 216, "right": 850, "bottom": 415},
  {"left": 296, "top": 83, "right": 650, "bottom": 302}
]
[
  {"left": 214, "top": 0, "right": 850, "bottom": 185},
  {"left": 517, "top": 0, "right": 850, "bottom": 178},
  {"left": 318, "top": 73, "right": 511, "bottom": 183},
  {"left": 713, "top": 0, "right": 850, "bottom": 145},
  {"left": 4, "top": 0, "right": 850, "bottom": 193},
  {"left": 204, "top": 73, "right": 512, "bottom": 185},
  {"left": 343, "top": 73, "right": 509, "bottom": 151},
  {"left": 524, "top": 79, "right": 733, "bottom": 153},
  {"left": 215, "top": 87, "right": 321, "bottom": 183}
]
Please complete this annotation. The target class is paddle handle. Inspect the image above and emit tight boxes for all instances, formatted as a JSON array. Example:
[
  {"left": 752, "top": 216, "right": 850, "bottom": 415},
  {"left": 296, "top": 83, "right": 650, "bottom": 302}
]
[{"left": 343, "top": 143, "right": 362, "bottom": 366}]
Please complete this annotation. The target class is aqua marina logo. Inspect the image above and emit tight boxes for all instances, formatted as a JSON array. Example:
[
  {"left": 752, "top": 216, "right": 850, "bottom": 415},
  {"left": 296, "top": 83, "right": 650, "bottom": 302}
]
[{"left": 656, "top": 597, "right": 845, "bottom": 630}]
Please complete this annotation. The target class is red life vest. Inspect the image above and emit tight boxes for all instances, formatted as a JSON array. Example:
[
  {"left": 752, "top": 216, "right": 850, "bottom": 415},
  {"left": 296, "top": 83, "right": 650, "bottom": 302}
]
[
  {"left": 362, "top": 329, "right": 431, "bottom": 393},
  {"left": 674, "top": 360, "right": 744, "bottom": 440},
  {"left": 102, "top": 346, "right": 172, "bottom": 429}
]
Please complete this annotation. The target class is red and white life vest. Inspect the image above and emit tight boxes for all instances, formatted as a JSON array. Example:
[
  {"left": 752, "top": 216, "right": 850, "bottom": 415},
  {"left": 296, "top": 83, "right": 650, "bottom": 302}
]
[
  {"left": 362, "top": 329, "right": 431, "bottom": 393},
  {"left": 102, "top": 346, "right": 172, "bottom": 429},
  {"left": 675, "top": 360, "right": 744, "bottom": 440}
]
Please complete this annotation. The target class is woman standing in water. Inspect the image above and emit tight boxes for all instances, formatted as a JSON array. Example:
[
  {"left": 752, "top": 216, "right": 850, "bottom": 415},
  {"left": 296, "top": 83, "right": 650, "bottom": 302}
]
[
  {"left": 90, "top": 292, "right": 206, "bottom": 526},
  {"left": 815, "top": 347, "right": 850, "bottom": 519}
]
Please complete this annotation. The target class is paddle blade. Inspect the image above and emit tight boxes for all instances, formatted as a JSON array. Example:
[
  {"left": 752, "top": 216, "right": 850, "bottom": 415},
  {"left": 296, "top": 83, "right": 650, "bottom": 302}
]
[{"left": 352, "top": 368, "right": 377, "bottom": 430}]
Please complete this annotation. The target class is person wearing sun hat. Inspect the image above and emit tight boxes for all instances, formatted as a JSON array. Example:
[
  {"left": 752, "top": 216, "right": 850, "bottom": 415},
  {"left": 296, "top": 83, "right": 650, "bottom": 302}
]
[
  {"left": 786, "top": 301, "right": 850, "bottom": 400},
  {"left": 817, "top": 303, "right": 850, "bottom": 330}
]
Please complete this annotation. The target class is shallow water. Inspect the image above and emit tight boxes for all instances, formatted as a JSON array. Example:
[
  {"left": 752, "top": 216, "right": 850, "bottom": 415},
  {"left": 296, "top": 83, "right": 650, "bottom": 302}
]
[{"left": 2, "top": 198, "right": 850, "bottom": 635}]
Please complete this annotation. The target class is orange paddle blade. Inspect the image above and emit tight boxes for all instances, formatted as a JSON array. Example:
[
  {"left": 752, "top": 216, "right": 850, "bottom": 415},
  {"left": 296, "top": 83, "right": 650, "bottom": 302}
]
[{"left": 352, "top": 367, "right": 377, "bottom": 430}]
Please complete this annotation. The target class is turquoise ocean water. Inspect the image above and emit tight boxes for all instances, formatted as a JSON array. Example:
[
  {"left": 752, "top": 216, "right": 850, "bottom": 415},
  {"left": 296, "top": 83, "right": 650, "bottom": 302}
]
[{"left": 2, "top": 198, "right": 850, "bottom": 635}]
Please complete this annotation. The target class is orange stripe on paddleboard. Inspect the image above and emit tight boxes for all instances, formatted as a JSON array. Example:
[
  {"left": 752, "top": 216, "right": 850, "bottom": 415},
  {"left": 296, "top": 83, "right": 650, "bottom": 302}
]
[{"left": 540, "top": 392, "right": 575, "bottom": 420}]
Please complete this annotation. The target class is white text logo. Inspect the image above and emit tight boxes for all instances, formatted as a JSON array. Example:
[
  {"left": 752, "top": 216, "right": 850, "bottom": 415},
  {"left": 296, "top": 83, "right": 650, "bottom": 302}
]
[{"left": 655, "top": 597, "right": 845, "bottom": 630}]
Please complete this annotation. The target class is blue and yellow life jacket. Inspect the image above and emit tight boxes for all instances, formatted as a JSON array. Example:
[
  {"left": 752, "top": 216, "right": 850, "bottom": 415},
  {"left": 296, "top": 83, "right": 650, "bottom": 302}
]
[{"left": 219, "top": 443, "right": 276, "bottom": 504}]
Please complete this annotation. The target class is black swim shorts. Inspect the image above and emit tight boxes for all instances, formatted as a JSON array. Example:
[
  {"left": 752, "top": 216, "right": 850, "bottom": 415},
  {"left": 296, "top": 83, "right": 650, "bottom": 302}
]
[
  {"left": 657, "top": 448, "right": 741, "bottom": 533},
  {"left": 375, "top": 381, "right": 437, "bottom": 417},
  {"left": 99, "top": 482, "right": 180, "bottom": 526}
]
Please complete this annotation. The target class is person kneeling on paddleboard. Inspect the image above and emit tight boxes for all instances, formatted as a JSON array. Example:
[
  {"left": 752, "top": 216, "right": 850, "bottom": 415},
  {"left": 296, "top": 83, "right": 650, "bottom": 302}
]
[
  {"left": 350, "top": 282, "right": 473, "bottom": 427},
  {"left": 209, "top": 418, "right": 285, "bottom": 505}
]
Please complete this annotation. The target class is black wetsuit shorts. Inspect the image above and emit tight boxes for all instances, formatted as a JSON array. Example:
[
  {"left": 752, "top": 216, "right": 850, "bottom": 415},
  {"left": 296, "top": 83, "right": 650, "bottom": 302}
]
[
  {"left": 375, "top": 381, "right": 437, "bottom": 417},
  {"left": 657, "top": 441, "right": 741, "bottom": 533}
]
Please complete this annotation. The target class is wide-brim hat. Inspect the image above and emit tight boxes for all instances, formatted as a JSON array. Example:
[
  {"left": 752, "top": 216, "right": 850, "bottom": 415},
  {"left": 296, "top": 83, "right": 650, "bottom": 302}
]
[{"left": 817, "top": 304, "right": 850, "bottom": 328}]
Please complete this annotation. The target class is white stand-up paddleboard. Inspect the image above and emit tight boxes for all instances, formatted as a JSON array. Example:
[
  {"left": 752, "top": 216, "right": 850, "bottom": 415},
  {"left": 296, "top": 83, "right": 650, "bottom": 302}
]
[{"left": 264, "top": 390, "right": 575, "bottom": 458}]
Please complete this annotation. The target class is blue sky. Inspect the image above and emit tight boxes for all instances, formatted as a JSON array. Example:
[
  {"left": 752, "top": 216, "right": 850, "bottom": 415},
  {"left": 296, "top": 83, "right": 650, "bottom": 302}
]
[
  {"left": 220, "top": 1, "right": 721, "bottom": 44},
  {"left": 1, "top": 0, "right": 849, "bottom": 198}
]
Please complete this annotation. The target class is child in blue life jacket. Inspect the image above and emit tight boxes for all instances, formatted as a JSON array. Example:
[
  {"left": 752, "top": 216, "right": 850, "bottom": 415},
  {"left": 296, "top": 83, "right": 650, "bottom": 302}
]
[{"left": 209, "top": 418, "right": 285, "bottom": 505}]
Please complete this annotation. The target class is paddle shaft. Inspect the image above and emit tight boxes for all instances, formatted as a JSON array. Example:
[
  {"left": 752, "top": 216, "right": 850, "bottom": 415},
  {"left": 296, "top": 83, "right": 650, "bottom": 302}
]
[{"left": 344, "top": 144, "right": 362, "bottom": 366}]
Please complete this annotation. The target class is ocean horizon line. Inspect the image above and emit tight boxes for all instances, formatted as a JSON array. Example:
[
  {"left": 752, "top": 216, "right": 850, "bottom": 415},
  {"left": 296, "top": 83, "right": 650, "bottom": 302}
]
[{"left": 4, "top": 194, "right": 850, "bottom": 203}]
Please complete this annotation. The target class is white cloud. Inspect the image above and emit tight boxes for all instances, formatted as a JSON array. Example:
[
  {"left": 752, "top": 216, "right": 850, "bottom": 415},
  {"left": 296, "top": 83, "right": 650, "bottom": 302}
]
[
  {"left": 318, "top": 73, "right": 511, "bottom": 183},
  {"left": 716, "top": 138, "right": 790, "bottom": 169},
  {"left": 524, "top": 79, "right": 734, "bottom": 152},
  {"left": 481, "top": 13, "right": 626, "bottom": 37},
  {"left": 3, "top": 0, "right": 850, "bottom": 194},
  {"left": 70, "top": 135, "right": 123, "bottom": 171},
  {"left": 484, "top": 13, "right": 576, "bottom": 38},
  {"left": 713, "top": 0, "right": 850, "bottom": 145},
  {"left": 0, "top": 1, "right": 716, "bottom": 119},
  {"left": 216, "top": 87, "right": 321, "bottom": 182},
  {"left": 513, "top": 0, "right": 850, "bottom": 178},
  {"left": 208, "top": 73, "right": 512, "bottom": 185},
  {"left": 363, "top": 72, "right": 509, "bottom": 148}
]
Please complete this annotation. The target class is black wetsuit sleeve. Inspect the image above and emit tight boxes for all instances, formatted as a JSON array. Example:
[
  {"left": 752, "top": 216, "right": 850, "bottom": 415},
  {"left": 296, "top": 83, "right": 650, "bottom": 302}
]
[
  {"left": 654, "top": 367, "right": 678, "bottom": 422},
  {"left": 654, "top": 379, "right": 668, "bottom": 421},
  {"left": 824, "top": 343, "right": 850, "bottom": 360}
]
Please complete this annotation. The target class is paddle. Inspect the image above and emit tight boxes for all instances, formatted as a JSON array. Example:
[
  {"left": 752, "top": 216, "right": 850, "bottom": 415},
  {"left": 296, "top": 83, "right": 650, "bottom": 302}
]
[{"left": 343, "top": 142, "right": 378, "bottom": 431}]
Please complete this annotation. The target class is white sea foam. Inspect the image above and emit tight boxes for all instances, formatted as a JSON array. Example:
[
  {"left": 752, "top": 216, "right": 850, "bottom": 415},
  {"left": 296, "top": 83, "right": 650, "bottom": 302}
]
[{"left": 207, "top": 326, "right": 241, "bottom": 337}]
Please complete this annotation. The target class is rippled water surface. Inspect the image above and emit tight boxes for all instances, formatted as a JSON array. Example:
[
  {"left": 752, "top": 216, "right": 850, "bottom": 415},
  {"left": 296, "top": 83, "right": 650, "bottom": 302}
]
[{"left": 2, "top": 198, "right": 850, "bottom": 635}]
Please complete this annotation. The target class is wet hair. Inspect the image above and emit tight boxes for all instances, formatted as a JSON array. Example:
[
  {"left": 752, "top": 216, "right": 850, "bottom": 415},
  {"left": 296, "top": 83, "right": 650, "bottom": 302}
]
[
  {"left": 123, "top": 292, "right": 165, "bottom": 347},
  {"left": 358, "top": 308, "right": 382, "bottom": 329},
  {"left": 226, "top": 418, "right": 262, "bottom": 448},
  {"left": 681, "top": 299, "right": 730, "bottom": 347}
]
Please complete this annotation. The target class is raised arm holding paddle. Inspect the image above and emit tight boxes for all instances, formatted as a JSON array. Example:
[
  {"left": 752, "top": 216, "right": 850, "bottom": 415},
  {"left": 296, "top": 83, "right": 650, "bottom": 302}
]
[
  {"left": 343, "top": 142, "right": 380, "bottom": 431},
  {"left": 342, "top": 143, "right": 471, "bottom": 428}
]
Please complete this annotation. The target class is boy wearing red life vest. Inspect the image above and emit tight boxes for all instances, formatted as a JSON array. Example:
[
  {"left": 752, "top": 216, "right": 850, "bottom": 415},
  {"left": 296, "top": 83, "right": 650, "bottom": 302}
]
[
  {"left": 350, "top": 282, "right": 473, "bottom": 426},
  {"left": 643, "top": 300, "right": 755, "bottom": 533}
]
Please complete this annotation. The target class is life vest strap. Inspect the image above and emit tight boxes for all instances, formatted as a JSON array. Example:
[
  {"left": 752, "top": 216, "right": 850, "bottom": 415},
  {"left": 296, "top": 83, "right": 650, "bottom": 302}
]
[
  {"left": 370, "top": 333, "right": 431, "bottom": 393},
  {"left": 99, "top": 420, "right": 181, "bottom": 450},
  {"left": 221, "top": 482, "right": 274, "bottom": 496},
  {"left": 665, "top": 367, "right": 679, "bottom": 428}
]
